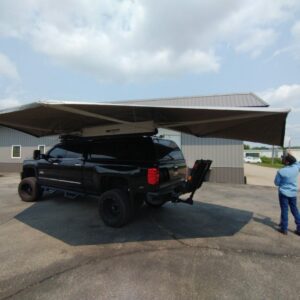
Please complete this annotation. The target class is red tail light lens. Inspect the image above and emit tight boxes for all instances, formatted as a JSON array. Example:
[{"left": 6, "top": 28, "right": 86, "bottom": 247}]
[{"left": 147, "top": 168, "right": 160, "bottom": 185}]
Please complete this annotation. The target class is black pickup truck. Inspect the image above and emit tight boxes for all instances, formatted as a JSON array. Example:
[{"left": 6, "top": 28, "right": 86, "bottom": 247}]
[{"left": 18, "top": 135, "right": 211, "bottom": 227}]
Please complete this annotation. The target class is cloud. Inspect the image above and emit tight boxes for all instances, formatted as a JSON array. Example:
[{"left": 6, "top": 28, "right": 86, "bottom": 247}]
[
  {"left": 0, "top": 52, "right": 19, "bottom": 80},
  {"left": 260, "top": 84, "right": 300, "bottom": 107},
  {"left": 269, "top": 19, "right": 300, "bottom": 60},
  {"left": 290, "top": 20, "right": 300, "bottom": 59},
  {"left": 235, "top": 29, "right": 277, "bottom": 58},
  {"left": 291, "top": 20, "right": 300, "bottom": 38},
  {"left": 0, "top": 96, "right": 22, "bottom": 110},
  {"left": 0, "top": 0, "right": 299, "bottom": 81},
  {"left": 0, "top": 83, "right": 26, "bottom": 110},
  {"left": 259, "top": 83, "right": 300, "bottom": 145}
]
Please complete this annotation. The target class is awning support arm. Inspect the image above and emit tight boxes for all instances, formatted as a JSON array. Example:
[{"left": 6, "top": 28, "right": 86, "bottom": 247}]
[
  {"left": 48, "top": 105, "right": 132, "bottom": 125},
  {"left": 47, "top": 104, "right": 157, "bottom": 134}
]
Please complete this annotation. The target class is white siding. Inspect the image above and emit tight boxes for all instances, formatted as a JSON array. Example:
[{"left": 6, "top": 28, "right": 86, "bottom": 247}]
[{"left": 0, "top": 126, "right": 58, "bottom": 163}]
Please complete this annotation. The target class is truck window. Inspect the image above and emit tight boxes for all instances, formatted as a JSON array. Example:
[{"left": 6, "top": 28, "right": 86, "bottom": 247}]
[
  {"left": 48, "top": 144, "right": 84, "bottom": 159},
  {"left": 88, "top": 138, "right": 154, "bottom": 162},
  {"left": 154, "top": 139, "right": 184, "bottom": 161},
  {"left": 48, "top": 146, "right": 66, "bottom": 159},
  {"left": 63, "top": 144, "right": 84, "bottom": 159}
]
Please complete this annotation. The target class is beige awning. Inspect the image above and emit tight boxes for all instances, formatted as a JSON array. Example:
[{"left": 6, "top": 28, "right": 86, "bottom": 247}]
[{"left": 0, "top": 100, "right": 290, "bottom": 146}]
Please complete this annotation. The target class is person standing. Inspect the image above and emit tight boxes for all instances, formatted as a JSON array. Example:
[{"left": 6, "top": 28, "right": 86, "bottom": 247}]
[{"left": 274, "top": 153, "right": 300, "bottom": 235}]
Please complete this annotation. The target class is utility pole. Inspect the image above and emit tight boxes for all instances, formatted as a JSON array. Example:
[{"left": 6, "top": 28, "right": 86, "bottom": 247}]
[{"left": 271, "top": 145, "right": 275, "bottom": 165}]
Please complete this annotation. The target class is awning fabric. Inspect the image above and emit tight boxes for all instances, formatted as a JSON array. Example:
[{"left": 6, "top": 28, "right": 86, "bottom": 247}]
[{"left": 0, "top": 101, "right": 290, "bottom": 146}]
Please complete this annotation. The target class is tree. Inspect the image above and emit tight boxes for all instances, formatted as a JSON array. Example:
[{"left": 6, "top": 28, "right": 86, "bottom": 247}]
[{"left": 244, "top": 144, "right": 250, "bottom": 150}]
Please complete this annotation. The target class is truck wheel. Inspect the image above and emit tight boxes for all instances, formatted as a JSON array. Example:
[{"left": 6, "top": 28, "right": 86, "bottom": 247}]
[
  {"left": 99, "top": 189, "right": 132, "bottom": 227},
  {"left": 18, "top": 177, "right": 42, "bottom": 202}
]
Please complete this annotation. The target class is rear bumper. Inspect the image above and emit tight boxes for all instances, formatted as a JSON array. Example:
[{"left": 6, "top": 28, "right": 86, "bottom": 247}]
[{"left": 146, "top": 180, "right": 186, "bottom": 203}]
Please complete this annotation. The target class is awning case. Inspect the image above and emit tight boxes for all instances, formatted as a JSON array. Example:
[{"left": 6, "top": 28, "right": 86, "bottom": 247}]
[{"left": 0, "top": 101, "right": 290, "bottom": 146}]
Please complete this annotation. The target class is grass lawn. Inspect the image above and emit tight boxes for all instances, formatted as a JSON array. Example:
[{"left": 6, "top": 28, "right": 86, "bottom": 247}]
[
  {"left": 257, "top": 156, "right": 284, "bottom": 169},
  {"left": 257, "top": 163, "right": 283, "bottom": 169}
]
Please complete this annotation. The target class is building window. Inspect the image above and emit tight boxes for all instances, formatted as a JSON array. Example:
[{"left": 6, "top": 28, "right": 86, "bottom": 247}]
[
  {"left": 38, "top": 145, "right": 46, "bottom": 154},
  {"left": 11, "top": 145, "right": 21, "bottom": 159}
]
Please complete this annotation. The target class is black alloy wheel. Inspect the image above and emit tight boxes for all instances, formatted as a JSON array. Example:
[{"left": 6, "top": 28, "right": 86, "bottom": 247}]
[{"left": 99, "top": 189, "right": 132, "bottom": 227}]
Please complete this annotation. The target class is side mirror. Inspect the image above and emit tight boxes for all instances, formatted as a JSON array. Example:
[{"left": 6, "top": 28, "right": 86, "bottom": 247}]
[{"left": 33, "top": 150, "right": 41, "bottom": 160}]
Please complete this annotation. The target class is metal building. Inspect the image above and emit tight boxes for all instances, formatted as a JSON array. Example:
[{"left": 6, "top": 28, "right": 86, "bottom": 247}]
[
  {"left": 0, "top": 127, "right": 59, "bottom": 172},
  {"left": 0, "top": 93, "right": 268, "bottom": 183}
]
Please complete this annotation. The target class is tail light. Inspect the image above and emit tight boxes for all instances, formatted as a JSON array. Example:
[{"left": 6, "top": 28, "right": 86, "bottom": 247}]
[{"left": 147, "top": 168, "right": 160, "bottom": 185}]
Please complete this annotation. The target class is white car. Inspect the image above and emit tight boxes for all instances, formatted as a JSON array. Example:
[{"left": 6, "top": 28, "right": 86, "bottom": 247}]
[{"left": 244, "top": 156, "right": 262, "bottom": 163}]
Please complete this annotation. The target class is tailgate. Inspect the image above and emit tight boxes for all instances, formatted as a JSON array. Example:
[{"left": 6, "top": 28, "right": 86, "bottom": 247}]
[{"left": 159, "top": 159, "right": 187, "bottom": 188}]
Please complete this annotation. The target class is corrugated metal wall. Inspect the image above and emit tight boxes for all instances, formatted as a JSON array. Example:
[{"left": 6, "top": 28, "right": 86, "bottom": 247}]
[
  {"left": 181, "top": 134, "right": 243, "bottom": 168},
  {"left": 181, "top": 134, "right": 244, "bottom": 184},
  {"left": 0, "top": 126, "right": 59, "bottom": 163},
  {"left": 208, "top": 168, "right": 244, "bottom": 184},
  {"left": 157, "top": 129, "right": 244, "bottom": 184}
]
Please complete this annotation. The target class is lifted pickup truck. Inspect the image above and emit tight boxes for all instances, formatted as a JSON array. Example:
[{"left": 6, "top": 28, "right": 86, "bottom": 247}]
[{"left": 18, "top": 135, "right": 212, "bottom": 227}]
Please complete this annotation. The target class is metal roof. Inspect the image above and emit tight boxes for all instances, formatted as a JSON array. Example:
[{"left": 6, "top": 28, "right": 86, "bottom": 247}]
[{"left": 114, "top": 93, "right": 269, "bottom": 107}]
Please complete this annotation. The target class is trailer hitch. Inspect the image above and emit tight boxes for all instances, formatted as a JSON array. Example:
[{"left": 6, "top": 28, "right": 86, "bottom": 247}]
[{"left": 172, "top": 196, "right": 194, "bottom": 205}]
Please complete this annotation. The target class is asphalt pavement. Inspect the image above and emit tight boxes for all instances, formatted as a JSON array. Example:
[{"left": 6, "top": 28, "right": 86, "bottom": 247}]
[{"left": 0, "top": 173, "right": 299, "bottom": 300}]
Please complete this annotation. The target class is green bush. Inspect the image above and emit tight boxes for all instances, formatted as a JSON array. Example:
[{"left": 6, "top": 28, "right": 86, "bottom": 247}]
[{"left": 260, "top": 156, "right": 282, "bottom": 164}]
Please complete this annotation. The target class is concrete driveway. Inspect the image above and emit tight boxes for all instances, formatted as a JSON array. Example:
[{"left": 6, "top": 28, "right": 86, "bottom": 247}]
[
  {"left": 0, "top": 173, "right": 299, "bottom": 300},
  {"left": 245, "top": 163, "right": 300, "bottom": 187}
]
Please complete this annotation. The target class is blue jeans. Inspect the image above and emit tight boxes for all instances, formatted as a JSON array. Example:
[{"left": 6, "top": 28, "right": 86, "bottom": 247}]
[{"left": 279, "top": 193, "right": 300, "bottom": 232}]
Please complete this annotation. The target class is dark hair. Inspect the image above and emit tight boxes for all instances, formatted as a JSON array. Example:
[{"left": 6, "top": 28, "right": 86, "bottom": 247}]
[{"left": 282, "top": 153, "right": 297, "bottom": 165}]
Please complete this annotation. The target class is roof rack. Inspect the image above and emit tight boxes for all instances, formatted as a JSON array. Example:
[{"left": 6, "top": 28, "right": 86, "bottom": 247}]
[{"left": 59, "top": 129, "right": 158, "bottom": 142}]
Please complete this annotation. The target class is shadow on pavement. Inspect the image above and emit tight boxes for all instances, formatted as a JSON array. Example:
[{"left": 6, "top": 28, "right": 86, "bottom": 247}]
[
  {"left": 252, "top": 216, "right": 279, "bottom": 231},
  {"left": 15, "top": 194, "right": 253, "bottom": 246}
]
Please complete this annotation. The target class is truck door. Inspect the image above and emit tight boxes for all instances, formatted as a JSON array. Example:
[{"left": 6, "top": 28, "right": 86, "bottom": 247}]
[
  {"left": 57, "top": 144, "right": 85, "bottom": 192},
  {"left": 38, "top": 144, "right": 84, "bottom": 192}
]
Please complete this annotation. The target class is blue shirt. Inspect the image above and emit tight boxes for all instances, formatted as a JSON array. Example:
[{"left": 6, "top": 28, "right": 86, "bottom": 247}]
[{"left": 274, "top": 162, "right": 300, "bottom": 197}]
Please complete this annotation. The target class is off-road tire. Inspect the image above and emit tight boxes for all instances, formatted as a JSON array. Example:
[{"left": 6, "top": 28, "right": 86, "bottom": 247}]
[
  {"left": 18, "top": 177, "right": 42, "bottom": 202},
  {"left": 99, "top": 189, "right": 132, "bottom": 227}
]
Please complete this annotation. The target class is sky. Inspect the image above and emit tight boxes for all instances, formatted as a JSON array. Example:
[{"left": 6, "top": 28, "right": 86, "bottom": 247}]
[{"left": 0, "top": 0, "right": 300, "bottom": 146}]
